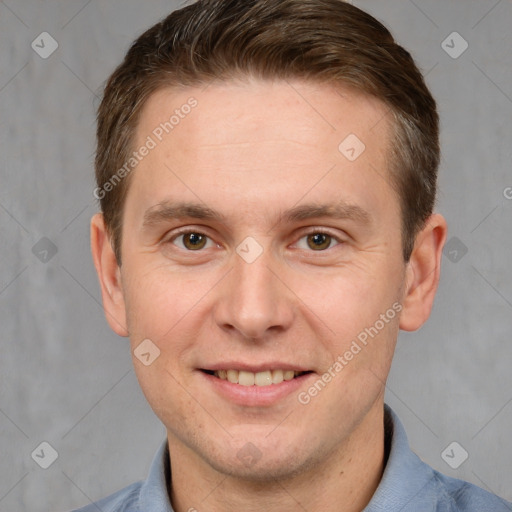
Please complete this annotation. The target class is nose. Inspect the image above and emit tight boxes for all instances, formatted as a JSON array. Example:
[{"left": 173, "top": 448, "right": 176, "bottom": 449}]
[{"left": 213, "top": 250, "right": 295, "bottom": 341}]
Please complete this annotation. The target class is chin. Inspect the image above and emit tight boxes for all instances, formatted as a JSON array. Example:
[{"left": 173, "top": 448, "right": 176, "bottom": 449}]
[
  {"left": 208, "top": 450, "right": 318, "bottom": 483},
  {"left": 191, "top": 430, "right": 325, "bottom": 484}
]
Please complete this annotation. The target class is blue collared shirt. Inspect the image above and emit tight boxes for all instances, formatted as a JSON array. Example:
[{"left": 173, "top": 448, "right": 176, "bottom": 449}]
[{"left": 73, "top": 406, "right": 511, "bottom": 511}]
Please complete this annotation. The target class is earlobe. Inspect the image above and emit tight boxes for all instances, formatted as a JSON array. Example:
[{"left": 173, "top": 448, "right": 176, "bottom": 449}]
[
  {"left": 399, "top": 214, "right": 447, "bottom": 332},
  {"left": 90, "top": 213, "right": 129, "bottom": 337}
]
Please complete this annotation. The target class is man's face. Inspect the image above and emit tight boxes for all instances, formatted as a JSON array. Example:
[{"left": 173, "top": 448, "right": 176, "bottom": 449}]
[{"left": 116, "top": 80, "right": 408, "bottom": 479}]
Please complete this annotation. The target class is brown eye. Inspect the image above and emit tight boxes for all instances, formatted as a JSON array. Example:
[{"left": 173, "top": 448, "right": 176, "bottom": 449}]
[
  {"left": 306, "top": 233, "right": 332, "bottom": 250},
  {"left": 181, "top": 232, "right": 207, "bottom": 250}
]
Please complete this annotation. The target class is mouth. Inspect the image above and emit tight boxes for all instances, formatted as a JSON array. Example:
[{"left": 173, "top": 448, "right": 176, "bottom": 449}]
[{"left": 201, "top": 369, "right": 312, "bottom": 387}]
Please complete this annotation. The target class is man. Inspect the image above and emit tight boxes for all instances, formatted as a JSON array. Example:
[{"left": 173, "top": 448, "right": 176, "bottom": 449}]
[{"left": 78, "top": 0, "right": 511, "bottom": 510}]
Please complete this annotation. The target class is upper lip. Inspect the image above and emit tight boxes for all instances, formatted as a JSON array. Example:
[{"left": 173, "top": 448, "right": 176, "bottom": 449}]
[{"left": 200, "top": 362, "right": 312, "bottom": 373}]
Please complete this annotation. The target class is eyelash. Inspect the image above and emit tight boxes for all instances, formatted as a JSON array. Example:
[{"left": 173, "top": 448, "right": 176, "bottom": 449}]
[{"left": 166, "top": 228, "right": 344, "bottom": 252}]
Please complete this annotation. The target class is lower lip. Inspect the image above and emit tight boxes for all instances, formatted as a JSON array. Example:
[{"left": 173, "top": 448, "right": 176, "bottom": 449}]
[{"left": 200, "top": 371, "right": 315, "bottom": 407}]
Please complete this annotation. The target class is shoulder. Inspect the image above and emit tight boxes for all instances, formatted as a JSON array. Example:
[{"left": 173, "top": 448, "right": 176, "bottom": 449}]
[
  {"left": 71, "top": 481, "right": 143, "bottom": 512},
  {"left": 372, "top": 406, "right": 512, "bottom": 512},
  {"left": 431, "top": 471, "right": 512, "bottom": 512},
  {"left": 71, "top": 440, "right": 173, "bottom": 512}
]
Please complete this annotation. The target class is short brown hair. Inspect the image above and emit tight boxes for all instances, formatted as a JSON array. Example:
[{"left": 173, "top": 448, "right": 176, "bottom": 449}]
[{"left": 95, "top": 0, "right": 439, "bottom": 263}]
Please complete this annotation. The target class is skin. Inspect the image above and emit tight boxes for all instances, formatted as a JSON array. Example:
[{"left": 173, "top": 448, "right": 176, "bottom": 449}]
[{"left": 91, "top": 79, "right": 447, "bottom": 512}]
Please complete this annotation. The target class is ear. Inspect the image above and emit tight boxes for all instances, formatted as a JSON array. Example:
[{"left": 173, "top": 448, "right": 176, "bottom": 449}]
[
  {"left": 399, "top": 213, "right": 447, "bottom": 332},
  {"left": 90, "top": 213, "right": 129, "bottom": 336}
]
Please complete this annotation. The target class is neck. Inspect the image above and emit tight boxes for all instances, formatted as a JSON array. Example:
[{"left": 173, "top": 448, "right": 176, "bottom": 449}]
[{"left": 168, "top": 403, "right": 386, "bottom": 512}]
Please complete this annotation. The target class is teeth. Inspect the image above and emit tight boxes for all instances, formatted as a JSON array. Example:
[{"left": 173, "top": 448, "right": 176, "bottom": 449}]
[
  {"left": 226, "top": 369, "right": 239, "bottom": 384},
  {"left": 272, "top": 369, "right": 284, "bottom": 384},
  {"left": 283, "top": 370, "right": 295, "bottom": 381},
  {"left": 214, "top": 369, "right": 305, "bottom": 386},
  {"left": 255, "top": 370, "right": 272, "bottom": 386},
  {"left": 238, "top": 371, "right": 255, "bottom": 386}
]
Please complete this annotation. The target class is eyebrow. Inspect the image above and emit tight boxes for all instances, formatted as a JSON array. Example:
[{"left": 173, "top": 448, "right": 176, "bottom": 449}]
[
  {"left": 143, "top": 201, "right": 226, "bottom": 227},
  {"left": 281, "top": 202, "right": 371, "bottom": 224},
  {"left": 142, "top": 200, "right": 371, "bottom": 228}
]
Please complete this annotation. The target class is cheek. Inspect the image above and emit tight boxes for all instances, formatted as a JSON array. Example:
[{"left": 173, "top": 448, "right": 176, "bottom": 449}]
[
  {"left": 121, "top": 260, "right": 216, "bottom": 340},
  {"left": 292, "top": 259, "right": 403, "bottom": 334},
  {"left": 287, "top": 258, "right": 404, "bottom": 390},
  {"left": 132, "top": 357, "right": 200, "bottom": 433}
]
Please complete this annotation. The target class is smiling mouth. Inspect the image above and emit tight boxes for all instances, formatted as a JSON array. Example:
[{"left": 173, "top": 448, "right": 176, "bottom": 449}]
[{"left": 201, "top": 369, "right": 312, "bottom": 387}]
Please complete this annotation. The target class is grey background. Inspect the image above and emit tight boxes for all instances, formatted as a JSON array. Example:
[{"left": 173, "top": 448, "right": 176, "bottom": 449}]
[{"left": 0, "top": 0, "right": 511, "bottom": 510}]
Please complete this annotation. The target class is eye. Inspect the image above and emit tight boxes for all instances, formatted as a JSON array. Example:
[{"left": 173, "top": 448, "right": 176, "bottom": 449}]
[
  {"left": 172, "top": 232, "right": 214, "bottom": 251},
  {"left": 296, "top": 232, "right": 340, "bottom": 251}
]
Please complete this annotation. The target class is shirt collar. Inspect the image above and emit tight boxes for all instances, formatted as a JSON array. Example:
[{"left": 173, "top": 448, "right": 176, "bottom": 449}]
[
  {"left": 363, "top": 404, "right": 436, "bottom": 511},
  {"left": 139, "top": 439, "right": 174, "bottom": 511}
]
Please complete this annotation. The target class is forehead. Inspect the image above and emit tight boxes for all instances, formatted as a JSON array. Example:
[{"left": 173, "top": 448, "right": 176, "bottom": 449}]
[
  {"left": 136, "top": 78, "right": 390, "bottom": 153},
  {"left": 126, "top": 79, "right": 396, "bottom": 225}
]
